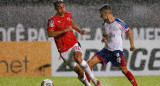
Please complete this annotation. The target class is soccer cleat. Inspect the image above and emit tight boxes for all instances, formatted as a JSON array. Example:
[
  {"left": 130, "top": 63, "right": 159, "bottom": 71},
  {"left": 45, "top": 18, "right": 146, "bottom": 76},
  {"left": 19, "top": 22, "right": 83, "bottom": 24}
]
[
  {"left": 95, "top": 80, "right": 101, "bottom": 86},
  {"left": 91, "top": 78, "right": 101, "bottom": 86}
]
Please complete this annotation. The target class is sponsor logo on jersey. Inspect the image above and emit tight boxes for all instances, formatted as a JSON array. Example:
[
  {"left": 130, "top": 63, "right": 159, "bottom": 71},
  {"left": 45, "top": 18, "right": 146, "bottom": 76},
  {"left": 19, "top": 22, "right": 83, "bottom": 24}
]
[
  {"left": 57, "top": 21, "right": 61, "bottom": 23},
  {"left": 109, "top": 34, "right": 115, "bottom": 38},
  {"left": 67, "top": 17, "right": 71, "bottom": 21}
]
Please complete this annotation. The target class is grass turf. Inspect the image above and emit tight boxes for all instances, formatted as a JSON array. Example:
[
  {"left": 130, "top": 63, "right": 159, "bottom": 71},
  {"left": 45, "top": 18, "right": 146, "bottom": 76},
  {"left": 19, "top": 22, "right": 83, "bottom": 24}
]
[{"left": 0, "top": 76, "right": 160, "bottom": 86}]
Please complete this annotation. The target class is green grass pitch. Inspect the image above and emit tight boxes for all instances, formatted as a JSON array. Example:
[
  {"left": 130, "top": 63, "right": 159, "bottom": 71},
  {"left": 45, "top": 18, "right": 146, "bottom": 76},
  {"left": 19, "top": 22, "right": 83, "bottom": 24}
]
[{"left": 0, "top": 76, "right": 160, "bottom": 86}]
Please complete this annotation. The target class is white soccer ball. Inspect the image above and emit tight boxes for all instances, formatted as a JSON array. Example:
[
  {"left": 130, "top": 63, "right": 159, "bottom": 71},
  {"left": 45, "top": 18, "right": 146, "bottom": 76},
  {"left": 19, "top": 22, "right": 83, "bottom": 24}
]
[{"left": 41, "top": 79, "right": 54, "bottom": 86}]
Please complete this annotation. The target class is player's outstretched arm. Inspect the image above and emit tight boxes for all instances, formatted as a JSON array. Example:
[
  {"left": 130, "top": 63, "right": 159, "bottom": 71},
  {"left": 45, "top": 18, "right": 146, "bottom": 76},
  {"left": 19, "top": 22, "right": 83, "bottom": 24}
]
[
  {"left": 48, "top": 26, "right": 72, "bottom": 37},
  {"left": 127, "top": 30, "right": 136, "bottom": 51},
  {"left": 71, "top": 20, "right": 86, "bottom": 35}
]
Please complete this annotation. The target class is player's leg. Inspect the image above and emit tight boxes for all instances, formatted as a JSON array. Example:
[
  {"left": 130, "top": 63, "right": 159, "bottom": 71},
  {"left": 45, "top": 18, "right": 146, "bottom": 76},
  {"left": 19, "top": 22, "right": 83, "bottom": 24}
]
[
  {"left": 87, "top": 55, "right": 102, "bottom": 67},
  {"left": 119, "top": 55, "right": 138, "bottom": 86},
  {"left": 86, "top": 48, "right": 109, "bottom": 84},
  {"left": 120, "top": 66, "right": 138, "bottom": 86},
  {"left": 110, "top": 50, "right": 138, "bottom": 86},
  {"left": 60, "top": 48, "right": 91, "bottom": 86},
  {"left": 65, "top": 61, "right": 92, "bottom": 86},
  {"left": 86, "top": 55, "right": 103, "bottom": 82},
  {"left": 73, "top": 51, "right": 101, "bottom": 86},
  {"left": 73, "top": 63, "right": 92, "bottom": 86}
]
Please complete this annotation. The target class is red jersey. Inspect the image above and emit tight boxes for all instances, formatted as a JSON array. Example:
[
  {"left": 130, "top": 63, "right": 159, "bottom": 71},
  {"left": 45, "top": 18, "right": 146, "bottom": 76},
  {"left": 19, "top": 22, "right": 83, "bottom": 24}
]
[{"left": 48, "top": 12, "right": 78, "bottom": 53}]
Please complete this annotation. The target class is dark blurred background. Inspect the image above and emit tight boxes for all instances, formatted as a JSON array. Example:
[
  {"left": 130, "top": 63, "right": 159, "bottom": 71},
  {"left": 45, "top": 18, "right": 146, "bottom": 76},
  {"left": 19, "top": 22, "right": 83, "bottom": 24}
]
[
  {"left": 0, "top": 0, "right": 160, "bottom": 5},
  {"left": 0, "top": 0, "right": 160, "bottom": 41}
]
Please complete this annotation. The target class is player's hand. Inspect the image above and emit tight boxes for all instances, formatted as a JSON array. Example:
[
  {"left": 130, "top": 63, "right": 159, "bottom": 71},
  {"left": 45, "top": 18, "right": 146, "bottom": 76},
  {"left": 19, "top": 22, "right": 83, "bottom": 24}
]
[
  {"left": 101, "top": 38, "right": 107, "bottom": 44},
  {"left": 130, "top": 45, "right": 136, "bottom": 51},
  {"left": 64, "top": 26, "right": 72, "bottom": 32},
  {"left": 80, "top": 29, "right": 86, "bottom": 35}
]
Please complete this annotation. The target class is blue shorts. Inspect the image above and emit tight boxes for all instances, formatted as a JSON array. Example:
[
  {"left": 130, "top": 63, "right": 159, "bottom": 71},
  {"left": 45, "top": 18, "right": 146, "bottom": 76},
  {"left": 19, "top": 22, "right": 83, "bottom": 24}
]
[{"left": 95, "top": 48, "right": 126, "bottom": 67}]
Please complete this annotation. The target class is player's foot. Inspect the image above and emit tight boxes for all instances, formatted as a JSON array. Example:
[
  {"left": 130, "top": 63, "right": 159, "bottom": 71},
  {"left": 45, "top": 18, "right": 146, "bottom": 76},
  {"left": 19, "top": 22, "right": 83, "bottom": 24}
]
[
  {"left": 91, "top": 77, "right": 101, "bottom": 86},
  {"left": 95, "top": 80, "right": 101, "bottom": 86}
]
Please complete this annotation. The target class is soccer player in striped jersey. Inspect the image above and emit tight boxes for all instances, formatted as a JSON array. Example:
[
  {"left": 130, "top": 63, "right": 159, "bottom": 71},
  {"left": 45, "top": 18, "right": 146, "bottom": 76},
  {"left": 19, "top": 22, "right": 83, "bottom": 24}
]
[{"left": 87, "top": 5, "right": 138, "bottom": 86}]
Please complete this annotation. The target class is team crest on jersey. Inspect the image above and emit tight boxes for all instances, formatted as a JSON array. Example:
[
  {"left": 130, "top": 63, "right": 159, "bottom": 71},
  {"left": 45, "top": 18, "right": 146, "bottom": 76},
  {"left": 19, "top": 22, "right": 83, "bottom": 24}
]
[{"left": 49, "top": 20, "right": 54, "bottom": 27}]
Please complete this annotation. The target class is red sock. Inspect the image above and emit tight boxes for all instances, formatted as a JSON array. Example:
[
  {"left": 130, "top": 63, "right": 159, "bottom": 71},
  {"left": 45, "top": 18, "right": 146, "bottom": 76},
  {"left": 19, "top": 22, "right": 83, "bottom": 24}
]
[
  {"left": 125, "top": 71, "right": 138, "bottom": 86},
  {"left": 85, "top": 67, "right": 92, "bottom": 83}
]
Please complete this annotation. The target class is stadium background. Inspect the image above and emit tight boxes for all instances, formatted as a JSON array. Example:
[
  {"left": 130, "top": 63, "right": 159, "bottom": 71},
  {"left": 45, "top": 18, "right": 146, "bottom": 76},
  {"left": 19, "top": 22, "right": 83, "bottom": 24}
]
[
  {"left": 0, "top": 0, "right": 160, "bottom": 41},
  {"left": 0, "top": 0, "right": 160, "bottom": 86}
]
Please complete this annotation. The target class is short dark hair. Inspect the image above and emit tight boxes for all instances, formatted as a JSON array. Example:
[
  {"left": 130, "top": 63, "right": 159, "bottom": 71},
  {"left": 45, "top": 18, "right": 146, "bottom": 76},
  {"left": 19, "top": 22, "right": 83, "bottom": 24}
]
[
  {"left": 54, "top": 0, "right": 64, "bottom": 8},
  {"left": 99, "top": 4, "right": 112, "bottom": 12}
]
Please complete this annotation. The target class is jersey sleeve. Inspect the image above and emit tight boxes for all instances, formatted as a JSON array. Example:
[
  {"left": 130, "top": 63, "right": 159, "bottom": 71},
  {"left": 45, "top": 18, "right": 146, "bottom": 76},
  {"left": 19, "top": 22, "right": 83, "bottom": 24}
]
[
  {"left": 115, "top": 18, "right": 130, "bottom": 33},
  {"left": 47, "top": 19, "right": 55, "bottom": 31},
  {"left": 68, "top": 12, "right": 72, "bottom": 19}
]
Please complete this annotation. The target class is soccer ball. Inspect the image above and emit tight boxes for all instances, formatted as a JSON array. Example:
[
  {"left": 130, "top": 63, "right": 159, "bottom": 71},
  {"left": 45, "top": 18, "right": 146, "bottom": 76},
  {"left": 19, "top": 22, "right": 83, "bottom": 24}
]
[{"left": 41, "top": 79, "right": 54, "bottom": 86}]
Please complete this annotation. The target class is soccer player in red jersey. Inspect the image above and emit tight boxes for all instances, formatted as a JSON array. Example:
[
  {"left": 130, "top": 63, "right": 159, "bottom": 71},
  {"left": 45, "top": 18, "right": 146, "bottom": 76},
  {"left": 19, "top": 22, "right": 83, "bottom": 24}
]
[
  {"left": 86, "top": 5, "right": 138, "bottom": 86},
  {"left": 47, "top": 1, "right": 101, "bottom": 86}
]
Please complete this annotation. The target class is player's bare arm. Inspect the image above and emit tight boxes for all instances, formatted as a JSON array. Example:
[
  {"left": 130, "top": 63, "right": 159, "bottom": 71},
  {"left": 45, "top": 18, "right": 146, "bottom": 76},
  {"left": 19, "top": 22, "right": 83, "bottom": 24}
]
[
  {"left": 127, "top": 30, "right": 135, "bottom": 51},
  {"left": 71, "top": 20, "right": 86, "bottom": 35},
  {"left": 101, "top": 38, "right": 107, "bottom": 44},
  {"left": 48, "top": 26, "right": 72, "bottom": 37},
  {"left": 101, "top": 34, "right": 107, "bottom": 44}
]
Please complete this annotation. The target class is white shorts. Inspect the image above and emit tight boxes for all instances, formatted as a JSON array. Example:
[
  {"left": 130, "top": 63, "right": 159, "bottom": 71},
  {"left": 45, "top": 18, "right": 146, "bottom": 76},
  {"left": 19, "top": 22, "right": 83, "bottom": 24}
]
[{"left": 60, "top": 43, "right": 82, "bottom": 69}]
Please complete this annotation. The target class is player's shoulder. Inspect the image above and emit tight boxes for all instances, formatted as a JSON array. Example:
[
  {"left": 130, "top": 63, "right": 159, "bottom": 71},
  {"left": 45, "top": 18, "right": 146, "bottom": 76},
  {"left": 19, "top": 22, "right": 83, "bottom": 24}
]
[
  {"left": 64, "top": 12, "right": 72, "bottom": 17},
  {"left": 48, "top": 14, "right": 58, "bottom": 21},
  {"left": 65, "top": 12, "right": 72, "bottom": 15},
  {"left": 115, "top": 18, "right": 125, "bottom": 23},
  {"left": 115, "top": 18, "right": 127, "bottom": 26},
  {"left": 115, "top": 18, "right": 129, "bottom": 29}
]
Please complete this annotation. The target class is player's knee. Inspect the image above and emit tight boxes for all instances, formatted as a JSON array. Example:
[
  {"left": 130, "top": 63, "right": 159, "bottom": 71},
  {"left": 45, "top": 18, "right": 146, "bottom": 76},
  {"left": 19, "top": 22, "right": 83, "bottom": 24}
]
[
  {"left": 76, "top": 68, "right": 84, "bottom": 78},
  {"left": 87, "top": 60, "right": 95, "bottom": 67},
  {"left": 75, "top": 58, "right": 83, "bottom": 64},
  {"left": 79, "top": 70, "right": 84, "bottom": 78},
  {"left": 74, "top": 65, "right": 84, "bottom": 76},
  {"left": 120, "top": 66, "right": 128, "bottom": 74},
  {"left": 87, "top": 60, "right": 92, "bottom": 67}
]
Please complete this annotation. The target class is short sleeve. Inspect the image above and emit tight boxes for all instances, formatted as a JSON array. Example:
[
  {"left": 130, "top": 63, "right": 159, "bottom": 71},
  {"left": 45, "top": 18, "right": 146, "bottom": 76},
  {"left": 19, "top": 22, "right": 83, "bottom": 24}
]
[
  {"left": 48, "top": 19, "right": 55, "bottom": 31},
  {"left": 115, "top": 18, "right": 130, "bottom": 33},
  {"left": 67, "top": 12, "right": 72, "bottom": 20}
]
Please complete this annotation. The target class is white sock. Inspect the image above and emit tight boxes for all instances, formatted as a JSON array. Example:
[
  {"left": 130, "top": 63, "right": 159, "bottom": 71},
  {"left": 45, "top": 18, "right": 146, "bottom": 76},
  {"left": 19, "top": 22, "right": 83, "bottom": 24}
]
[
  {"left": 78, "top": 73, "right": 92, "bottom": 86},
  {"left": 80, "top": 60, "right": 94, "bottom": 79}
]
